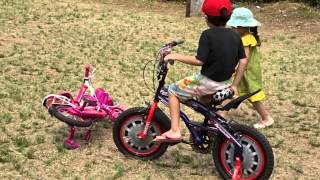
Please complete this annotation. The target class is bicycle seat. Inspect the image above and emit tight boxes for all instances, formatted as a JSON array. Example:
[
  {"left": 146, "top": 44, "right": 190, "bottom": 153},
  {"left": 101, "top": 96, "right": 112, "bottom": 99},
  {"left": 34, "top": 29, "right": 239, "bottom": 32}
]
[
  {"left": 95, "top": 88, "right": 113, "bottom": 106},
  {"left": 198, "top": 87, "right": 234, "bottom": 106},
  {"left": 211, "top": 88, "right": 234, "bottom": 103},
  {"left": 82, "top": 95, "right": 97, "bottom": 105}
]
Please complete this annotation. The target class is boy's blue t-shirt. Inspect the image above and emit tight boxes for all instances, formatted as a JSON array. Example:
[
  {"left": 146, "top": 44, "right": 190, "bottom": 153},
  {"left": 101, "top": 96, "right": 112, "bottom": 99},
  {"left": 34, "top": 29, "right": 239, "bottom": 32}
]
[{"left": 196, "top": 27, "right": 246, "bottom": 82}]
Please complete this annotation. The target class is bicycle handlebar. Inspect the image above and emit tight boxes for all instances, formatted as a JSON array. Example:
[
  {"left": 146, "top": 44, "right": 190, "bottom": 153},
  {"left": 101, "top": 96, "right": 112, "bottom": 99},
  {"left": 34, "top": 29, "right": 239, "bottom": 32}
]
[
  {"left": 156, "top": 39, "right": 184, "bottom": 78},
  {"left": 172, "top": 39, "right": 185, "bottom": 46},
  {"left": 165, "top": 39, "right": 184, "bottom": 47}
]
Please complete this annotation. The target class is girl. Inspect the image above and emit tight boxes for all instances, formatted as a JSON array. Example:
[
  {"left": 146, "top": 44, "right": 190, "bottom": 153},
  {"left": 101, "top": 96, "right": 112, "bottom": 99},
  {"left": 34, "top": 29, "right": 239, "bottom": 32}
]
[{"left": 227, "top": 7, "right": 274, "bottom": 129}]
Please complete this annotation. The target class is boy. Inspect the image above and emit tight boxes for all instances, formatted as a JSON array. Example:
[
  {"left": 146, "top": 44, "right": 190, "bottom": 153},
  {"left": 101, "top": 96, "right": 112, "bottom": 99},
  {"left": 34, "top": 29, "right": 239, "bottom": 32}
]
[{"left": 154, "top": 0, "right": 248, "bottom": 142}]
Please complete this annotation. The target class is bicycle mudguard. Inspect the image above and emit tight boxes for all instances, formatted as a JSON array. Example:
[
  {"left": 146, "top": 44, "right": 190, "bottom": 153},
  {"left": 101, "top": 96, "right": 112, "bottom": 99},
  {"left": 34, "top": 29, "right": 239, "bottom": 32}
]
[
  {"left": 42, "top": 92, "right": 73, "bottom": 109},
  {"left": 220, "top": 89, "right": 261, "bottom": 111},
  {"left": 58, "top": 91, "right": 74, "bottom": 100}
]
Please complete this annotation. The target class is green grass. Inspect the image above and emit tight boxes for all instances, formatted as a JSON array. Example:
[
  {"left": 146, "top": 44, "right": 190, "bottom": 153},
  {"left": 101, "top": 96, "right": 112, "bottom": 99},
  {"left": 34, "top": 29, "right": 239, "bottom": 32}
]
[
  {"left": 25, "top": 148, "right": 36, "bottom": 159},
  {"left": 0, "top": 145, "right": 12, "bottom": 163},
  {"left": 13, "top": 137, "right": 31, "bottom": 149},
  {"left": 56, "top": 144, "right": 66, "bottom": 153},
  {"left": 0, "top": 113, "right": 13, "bottom": 124},
  {"left": 35, "top": 135, "right": 45, "bottom": 144},
  {"left": 112, "top": 162, "right": 125, "bottom": 180},
  {"left": 0, "top": 0, "right": 319, "bottom": 179}
]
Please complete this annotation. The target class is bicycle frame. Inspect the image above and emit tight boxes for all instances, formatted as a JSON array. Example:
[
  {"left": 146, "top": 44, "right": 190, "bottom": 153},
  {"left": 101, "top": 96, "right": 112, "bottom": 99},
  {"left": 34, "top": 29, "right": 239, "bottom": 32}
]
[
  {"left": 75, "top": 65, "right": 96, "bottom": 104},
  {"left": 142, "top": 75, "right": 243, "bottom": 149}
]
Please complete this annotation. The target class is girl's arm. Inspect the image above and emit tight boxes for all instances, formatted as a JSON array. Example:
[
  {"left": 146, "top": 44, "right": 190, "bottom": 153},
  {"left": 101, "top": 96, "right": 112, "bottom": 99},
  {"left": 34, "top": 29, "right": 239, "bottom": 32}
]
[
  {"left": 164, "top": 53, "right": 203, "bottom": 66},
  {"left": 231, "top": 46, "right": 250, "bottom": 91},
  {"left": 231, "top": 57, "right": 248, "bottom": 90},
  {"left": 244, "top": 47, "right": 250, "bottom": 62}
]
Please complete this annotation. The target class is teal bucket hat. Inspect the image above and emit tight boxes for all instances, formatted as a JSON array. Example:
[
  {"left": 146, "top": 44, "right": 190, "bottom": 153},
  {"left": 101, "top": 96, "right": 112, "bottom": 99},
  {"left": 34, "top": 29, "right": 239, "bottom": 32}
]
[{"left": 227, "top": 7, "right": 261, "bottom": 27}]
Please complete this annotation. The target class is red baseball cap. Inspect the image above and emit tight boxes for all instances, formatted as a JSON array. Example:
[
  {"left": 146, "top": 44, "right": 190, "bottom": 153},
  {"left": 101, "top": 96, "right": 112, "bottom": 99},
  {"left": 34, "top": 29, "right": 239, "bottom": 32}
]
[{"left": 202, "top": 0, "right": 232, "bottom": 17}]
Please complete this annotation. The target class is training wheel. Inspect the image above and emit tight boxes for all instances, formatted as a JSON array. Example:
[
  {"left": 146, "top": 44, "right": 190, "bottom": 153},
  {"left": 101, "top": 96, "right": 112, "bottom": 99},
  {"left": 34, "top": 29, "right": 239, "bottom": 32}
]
[{"left": 63, "top": 139, "right": 80, "bottom": 149}]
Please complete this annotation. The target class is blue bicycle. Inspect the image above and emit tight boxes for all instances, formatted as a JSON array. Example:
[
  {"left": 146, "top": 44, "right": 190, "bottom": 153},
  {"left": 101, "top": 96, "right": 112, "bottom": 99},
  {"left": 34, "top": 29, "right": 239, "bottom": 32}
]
[{"left": 113, "top": 40, "right": 274, "bottom": 180}]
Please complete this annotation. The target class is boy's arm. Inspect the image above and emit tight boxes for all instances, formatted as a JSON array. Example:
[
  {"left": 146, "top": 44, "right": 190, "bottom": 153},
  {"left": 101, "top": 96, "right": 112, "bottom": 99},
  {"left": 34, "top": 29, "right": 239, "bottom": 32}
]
[{"left": 164, "top": 53, "right": 203, "bottom": 66}]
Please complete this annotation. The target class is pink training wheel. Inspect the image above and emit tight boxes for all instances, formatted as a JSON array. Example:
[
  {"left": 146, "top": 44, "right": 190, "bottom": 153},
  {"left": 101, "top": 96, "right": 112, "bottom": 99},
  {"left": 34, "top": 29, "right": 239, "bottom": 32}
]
[{"left": 63, "top": 139, "right": 80, "bottom": 149}]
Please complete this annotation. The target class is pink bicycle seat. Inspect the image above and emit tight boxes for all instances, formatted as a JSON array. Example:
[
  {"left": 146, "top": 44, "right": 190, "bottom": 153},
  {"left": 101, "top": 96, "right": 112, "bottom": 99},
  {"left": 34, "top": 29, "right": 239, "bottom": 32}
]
[{"left": 95, "top": 88, "right": 113, "bottom": 106}]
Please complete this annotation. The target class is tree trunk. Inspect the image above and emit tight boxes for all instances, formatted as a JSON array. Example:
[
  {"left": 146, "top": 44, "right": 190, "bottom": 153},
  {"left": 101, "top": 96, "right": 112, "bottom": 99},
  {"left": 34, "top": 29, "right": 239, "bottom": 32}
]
[
  {"left": 186, "top": 0, "right": 191, "bottom": 17},
  {"left": 189, "top": 0, "right": 204, "bottom": 17}
]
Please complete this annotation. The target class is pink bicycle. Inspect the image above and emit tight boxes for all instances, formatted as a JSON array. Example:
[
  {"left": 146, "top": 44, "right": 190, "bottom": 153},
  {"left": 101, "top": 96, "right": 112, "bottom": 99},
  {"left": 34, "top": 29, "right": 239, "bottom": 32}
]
[{"left": 42, "top": 65, "right": 126, "bottom": 149}]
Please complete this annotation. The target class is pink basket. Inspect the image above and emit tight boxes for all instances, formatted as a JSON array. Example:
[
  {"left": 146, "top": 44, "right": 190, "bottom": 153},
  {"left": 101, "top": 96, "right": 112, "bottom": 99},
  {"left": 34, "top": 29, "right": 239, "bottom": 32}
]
[{"left": 95, "top": 88, "right": 113, "bottom": 106}]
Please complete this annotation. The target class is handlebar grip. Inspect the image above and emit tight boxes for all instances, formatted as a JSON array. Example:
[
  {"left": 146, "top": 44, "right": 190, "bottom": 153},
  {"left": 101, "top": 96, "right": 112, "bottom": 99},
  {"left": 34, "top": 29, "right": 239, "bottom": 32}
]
[
  {"left": 169, "top": 60, "right": 174, "bottom": 65},
  {"left": 172, "top": 39, "right": 185, "bottom": 46},
  {"left": 85, "top": 64, "right": 90, "bottom": 77}
]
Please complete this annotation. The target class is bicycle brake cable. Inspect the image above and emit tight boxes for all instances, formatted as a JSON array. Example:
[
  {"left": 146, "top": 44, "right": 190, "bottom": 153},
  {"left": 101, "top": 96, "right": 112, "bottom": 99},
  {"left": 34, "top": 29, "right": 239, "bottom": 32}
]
[
  {"left": 142, "top": 50, "right": 161, "bottom": 93},
  {"left": 142, "top": 59, "right": 156, "bottom": 92}
]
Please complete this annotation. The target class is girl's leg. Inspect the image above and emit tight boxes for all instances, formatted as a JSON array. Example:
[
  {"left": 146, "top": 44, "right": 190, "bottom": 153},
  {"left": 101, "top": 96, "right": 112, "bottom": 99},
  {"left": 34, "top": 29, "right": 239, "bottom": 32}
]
[
  {"left": 252, "top": 101, "right": 274, "bottom": 128},
  {"left": 252, "top": 101, "right": 269, "bottom": 120}
]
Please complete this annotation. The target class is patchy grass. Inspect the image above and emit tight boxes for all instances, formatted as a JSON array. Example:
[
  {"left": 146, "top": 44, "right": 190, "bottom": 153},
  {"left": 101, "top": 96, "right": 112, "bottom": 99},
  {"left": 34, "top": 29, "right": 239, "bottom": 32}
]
[{"left": 0, "top": 0, "right": 320, "bottom": 179}]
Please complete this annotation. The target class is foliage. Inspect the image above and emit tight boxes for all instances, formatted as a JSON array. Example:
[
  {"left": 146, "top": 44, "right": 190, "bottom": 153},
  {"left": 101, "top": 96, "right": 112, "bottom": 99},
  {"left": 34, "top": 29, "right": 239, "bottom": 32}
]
[{"left": 309, "top": 0, "right": 320, "bottom": 6}]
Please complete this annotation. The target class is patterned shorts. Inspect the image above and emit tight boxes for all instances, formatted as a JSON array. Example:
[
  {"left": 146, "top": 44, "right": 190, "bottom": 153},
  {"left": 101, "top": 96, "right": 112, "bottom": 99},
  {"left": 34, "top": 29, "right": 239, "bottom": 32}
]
[{"left": 168, "top": 73, "right": 230, "bottom": 101}]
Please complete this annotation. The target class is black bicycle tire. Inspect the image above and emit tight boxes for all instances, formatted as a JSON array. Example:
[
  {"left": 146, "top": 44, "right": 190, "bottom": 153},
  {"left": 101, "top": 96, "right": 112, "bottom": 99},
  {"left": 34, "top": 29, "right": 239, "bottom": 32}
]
[
  {"left": 49, "top": 105, "right": 93, "bottom": 127},
  {"left": 213, "top": 123, "right": 274, "bottom": 180}
]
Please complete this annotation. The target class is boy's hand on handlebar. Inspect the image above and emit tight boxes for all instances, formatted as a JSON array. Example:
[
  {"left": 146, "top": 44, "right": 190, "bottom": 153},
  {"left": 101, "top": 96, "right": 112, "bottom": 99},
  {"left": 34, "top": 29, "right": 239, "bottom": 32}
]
[
  {"left": 164, "top": 53, "right": 202, "bottom": 66},
  {"left": 164, "top": 53, "right": 179, "bottom": 62}
]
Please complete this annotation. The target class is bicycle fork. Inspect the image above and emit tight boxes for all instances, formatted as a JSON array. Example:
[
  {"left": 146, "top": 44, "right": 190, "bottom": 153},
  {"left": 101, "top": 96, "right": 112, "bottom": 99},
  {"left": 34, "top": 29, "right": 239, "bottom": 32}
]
[
  {"left": 213, "top": 121, "right": 243, "bottom": 179},
  {"left": 139, "top": 100, "right": 158, "bottom": 139},
  {"left": 231, "top": 157, "right": 242, "bottom": 180}
]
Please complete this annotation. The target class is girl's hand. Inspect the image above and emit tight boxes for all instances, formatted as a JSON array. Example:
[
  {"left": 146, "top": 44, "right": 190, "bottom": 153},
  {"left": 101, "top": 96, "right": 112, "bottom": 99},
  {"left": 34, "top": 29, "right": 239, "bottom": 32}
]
[{"left": 230, "top": 85, "right": 238, "bottom": 95}]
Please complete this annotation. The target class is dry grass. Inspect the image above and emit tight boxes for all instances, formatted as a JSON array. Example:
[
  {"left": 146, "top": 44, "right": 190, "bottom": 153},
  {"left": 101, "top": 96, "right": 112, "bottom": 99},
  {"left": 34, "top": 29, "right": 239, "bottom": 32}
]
[{"left": 0, "top": 0, "right": 320, "bottom": 179}]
